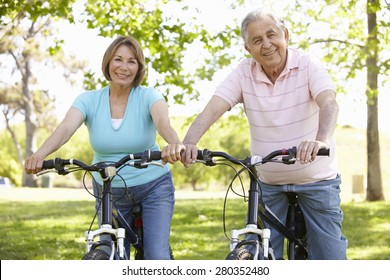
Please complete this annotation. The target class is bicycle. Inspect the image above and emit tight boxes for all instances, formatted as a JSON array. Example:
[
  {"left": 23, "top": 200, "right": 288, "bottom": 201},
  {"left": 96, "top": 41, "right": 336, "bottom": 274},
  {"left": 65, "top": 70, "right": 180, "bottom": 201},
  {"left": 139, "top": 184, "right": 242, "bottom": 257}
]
[
  {"left": 37, "top": 150, "right": 174, "bottom": 260},
  {"left": 195, "top": 146, "right": 329, "bottom": 260}
]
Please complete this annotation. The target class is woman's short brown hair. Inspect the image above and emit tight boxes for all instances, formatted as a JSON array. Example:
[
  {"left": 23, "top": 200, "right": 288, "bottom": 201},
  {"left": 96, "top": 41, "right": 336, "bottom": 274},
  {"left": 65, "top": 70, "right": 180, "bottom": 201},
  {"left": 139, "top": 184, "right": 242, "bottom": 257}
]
[{"left": 101, "top": 36, "right": 146, "bottom": 87}]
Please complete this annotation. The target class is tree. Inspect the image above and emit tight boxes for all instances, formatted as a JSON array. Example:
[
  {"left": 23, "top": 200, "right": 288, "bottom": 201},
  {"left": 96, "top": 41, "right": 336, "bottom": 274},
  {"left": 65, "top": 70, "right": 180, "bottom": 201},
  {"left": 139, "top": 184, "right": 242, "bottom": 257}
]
[
  {"left": 0, "top": 0, "right": 83, "bottom": 186},
  {"left": 365, "top": 0, "right": 386, "bottom": 201},
  {"left": 283, "top": 0, "right": 389, "bottom": 201},
  {"left": 81, "top": 0, "right": 240, "bottom": 103}
]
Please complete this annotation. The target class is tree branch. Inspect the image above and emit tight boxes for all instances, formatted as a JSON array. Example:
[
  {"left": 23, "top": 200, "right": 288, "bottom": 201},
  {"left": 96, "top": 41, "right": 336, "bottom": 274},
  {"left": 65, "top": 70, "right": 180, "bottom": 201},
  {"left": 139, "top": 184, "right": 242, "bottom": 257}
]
[
  {"left": 312, "top": 38, "right": 365, "bottom": 49},
  {"left": 1, "top": 108, "right": 24, "bottom": 167}
]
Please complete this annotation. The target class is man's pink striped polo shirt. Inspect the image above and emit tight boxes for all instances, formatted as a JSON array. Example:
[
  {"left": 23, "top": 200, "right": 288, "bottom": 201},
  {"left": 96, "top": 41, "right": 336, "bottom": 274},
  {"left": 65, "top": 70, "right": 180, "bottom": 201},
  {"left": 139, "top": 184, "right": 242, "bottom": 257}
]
[{"left": 214, "top": 48, "right": 338, "bottom": 185}]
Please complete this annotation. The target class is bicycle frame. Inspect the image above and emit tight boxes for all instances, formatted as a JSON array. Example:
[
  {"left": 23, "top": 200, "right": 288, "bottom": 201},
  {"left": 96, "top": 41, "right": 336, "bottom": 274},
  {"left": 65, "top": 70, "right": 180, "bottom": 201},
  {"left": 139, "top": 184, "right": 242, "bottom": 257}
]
[
  {"left": 84, "top": 168, "right": 134, "bottom": 260},
  {"left": 197, "top": 147, "right": 329, "bottom": 260},
  {"left": 40, "top": 150, "right": 163, "bottom": 260}
]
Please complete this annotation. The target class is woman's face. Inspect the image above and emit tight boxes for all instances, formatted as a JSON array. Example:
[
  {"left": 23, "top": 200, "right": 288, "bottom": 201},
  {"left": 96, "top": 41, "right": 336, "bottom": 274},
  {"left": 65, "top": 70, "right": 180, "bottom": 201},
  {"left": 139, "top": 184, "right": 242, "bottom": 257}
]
[{"left": 109, "top": 44, "right": 139, "bottom": 88}]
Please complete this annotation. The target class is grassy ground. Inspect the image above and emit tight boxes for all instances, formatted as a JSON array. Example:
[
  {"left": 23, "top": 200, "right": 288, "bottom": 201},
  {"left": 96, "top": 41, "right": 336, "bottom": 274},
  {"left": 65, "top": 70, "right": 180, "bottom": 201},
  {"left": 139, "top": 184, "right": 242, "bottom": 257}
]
[
  {"left": 335, "top": 126, "right": 390, "bottom": 201},
  {"left": 0, "top": 188, "right": 389, "bottom": 260}
]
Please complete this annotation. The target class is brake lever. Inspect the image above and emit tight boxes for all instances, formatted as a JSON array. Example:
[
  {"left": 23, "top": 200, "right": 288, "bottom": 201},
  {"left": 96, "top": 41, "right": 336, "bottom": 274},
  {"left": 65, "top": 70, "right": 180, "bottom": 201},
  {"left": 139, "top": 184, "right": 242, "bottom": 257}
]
[
  {"left": 282, "top": 156, "right": 296, "bottom": 164},
  {"left": 128, "top": 161, "right": 165, "bottom": 168},
  {"left": 36, "top": 170, "right": 58, "bottom": 176},
  {"left": 282, "top": 148, "right": 297, "bottom": 164},
  {"left": 196, "top": 159, "right": 217, "bottom": 166},
  {"left": 145, "top": 162, "right": 164, "bottom": 168}
]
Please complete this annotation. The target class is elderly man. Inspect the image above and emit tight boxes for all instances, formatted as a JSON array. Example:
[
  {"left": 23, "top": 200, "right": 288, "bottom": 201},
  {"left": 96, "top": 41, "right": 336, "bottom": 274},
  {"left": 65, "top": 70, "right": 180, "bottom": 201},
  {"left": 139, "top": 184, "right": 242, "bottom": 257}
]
[{"left": 182, "top": 9, "right": 347, "bottom": 259}]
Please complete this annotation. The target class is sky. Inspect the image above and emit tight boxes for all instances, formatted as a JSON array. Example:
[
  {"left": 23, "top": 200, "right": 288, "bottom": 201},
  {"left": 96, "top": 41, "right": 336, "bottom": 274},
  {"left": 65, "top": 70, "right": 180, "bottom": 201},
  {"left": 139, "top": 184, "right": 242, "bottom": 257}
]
[{"left": 6, "top": 0, "right": 390, "bottom": 131}]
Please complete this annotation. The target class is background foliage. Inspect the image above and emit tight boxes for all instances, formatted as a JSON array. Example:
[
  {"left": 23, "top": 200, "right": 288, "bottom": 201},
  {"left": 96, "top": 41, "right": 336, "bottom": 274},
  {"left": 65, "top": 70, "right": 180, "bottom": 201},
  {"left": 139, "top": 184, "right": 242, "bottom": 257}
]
[{"left": 0, "top": 0, "right": 389, "bottom": 200}]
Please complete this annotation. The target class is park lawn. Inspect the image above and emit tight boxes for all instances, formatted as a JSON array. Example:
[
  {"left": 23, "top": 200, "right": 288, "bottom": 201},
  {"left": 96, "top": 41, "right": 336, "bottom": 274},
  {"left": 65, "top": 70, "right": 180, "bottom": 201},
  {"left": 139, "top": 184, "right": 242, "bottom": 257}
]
[{"left": 0, "top": 188, "right": 389, "bottom": 260}]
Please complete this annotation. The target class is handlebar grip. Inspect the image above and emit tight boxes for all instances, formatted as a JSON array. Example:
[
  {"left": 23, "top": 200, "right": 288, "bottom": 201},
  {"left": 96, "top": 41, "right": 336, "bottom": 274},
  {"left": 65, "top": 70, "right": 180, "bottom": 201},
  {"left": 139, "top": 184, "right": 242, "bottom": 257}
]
[
  {"left": 42, "top": 159, "right": 56, "bottom": 169},
  {"left": 149, "top": 151, "right": 162, "bottom": 160},
  {"left": 317, "top": 148, "right": 330, "bottom": 156}
]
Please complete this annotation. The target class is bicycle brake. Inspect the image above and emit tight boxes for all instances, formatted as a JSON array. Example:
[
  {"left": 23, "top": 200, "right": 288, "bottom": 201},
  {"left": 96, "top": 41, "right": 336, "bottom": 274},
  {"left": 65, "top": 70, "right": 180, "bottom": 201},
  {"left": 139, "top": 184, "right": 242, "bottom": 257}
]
[{"left": 282, "top": 148, "right": 296, "bottom": 164}]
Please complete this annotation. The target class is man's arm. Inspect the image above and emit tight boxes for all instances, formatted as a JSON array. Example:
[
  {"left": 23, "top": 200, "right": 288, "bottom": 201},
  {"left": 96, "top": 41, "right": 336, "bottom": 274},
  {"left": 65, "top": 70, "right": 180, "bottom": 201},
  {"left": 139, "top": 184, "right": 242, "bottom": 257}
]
[
  {"left": 297, "top": 89, "right": 339, "bottom": 163},
  {"left": 182, "top": 96, "right": 231, "bottom": 166}
]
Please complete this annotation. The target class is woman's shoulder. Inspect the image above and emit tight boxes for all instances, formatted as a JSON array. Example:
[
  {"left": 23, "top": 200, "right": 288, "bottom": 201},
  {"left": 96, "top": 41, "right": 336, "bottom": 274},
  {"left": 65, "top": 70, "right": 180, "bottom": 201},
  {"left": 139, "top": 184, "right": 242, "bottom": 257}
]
[
  {"left": 133, "top": 85, "right": 158, "bottom": 94},
  {"left": 133, "top": 85, "right": 163, "bottom": 99},
  {"left": 72, "top": 87, "right": 109, "bottom": 111},
  {"left": 83, "top": 86, "right": 109, "bottom": 96}
]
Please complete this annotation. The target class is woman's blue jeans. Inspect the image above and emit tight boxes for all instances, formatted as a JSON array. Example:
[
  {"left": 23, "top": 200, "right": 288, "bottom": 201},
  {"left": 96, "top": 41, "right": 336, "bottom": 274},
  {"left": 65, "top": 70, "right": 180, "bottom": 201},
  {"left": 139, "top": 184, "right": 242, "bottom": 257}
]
[
  {"left": 92, "top": 172, "right": 175, "bottom": 260},
  {"left": 260, "top": 175, "right": 348, "bottom": 260}
]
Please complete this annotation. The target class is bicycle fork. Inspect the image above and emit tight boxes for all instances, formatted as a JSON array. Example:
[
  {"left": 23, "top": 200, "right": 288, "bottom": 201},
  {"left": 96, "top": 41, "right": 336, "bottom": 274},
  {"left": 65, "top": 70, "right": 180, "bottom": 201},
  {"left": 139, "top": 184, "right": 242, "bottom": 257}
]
[
  {"left": 85, "top": 172, "right": 127, "bottom": 260},
  {"left": 85, "top": 226, "right": 126, "bottom": 259},
  {"left": 230, "top": 166, "right": 275, "bottom": 260}
]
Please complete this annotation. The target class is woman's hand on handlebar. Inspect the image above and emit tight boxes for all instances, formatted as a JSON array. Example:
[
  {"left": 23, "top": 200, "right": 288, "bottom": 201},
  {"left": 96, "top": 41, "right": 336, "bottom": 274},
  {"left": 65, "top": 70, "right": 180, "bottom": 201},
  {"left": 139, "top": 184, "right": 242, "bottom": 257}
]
[
  {"left": 297, "top": 140, "right": 328, "bottom": 164},
  {"left": 24, "top": 153, "right": 45, "bottom": 175},
  {"left": 161, "top": 143, "right": 186, "bottom": 164}
]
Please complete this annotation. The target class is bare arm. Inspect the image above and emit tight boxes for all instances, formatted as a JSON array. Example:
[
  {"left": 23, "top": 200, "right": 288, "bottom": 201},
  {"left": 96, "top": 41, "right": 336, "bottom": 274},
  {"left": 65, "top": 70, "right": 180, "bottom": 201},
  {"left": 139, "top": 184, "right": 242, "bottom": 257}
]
[
  {"left": 151, "top": 100, "right": 185, "bottom": 164},
  {"left": 24, "top": 107, "right": 85, "bottom": 174},
  {"left": 297, "top": 89, "right": 339, "bottom": 163},
  {"left": 182, "top": 96, "right": 231, "bottom": 166}
]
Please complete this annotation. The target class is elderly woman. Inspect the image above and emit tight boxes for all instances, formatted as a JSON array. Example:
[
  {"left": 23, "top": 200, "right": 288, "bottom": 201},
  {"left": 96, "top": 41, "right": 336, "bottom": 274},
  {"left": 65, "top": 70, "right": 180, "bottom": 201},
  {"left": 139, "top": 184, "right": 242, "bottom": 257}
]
[{"left": 24, "top": 36, "right": 184, "bottom": 259}]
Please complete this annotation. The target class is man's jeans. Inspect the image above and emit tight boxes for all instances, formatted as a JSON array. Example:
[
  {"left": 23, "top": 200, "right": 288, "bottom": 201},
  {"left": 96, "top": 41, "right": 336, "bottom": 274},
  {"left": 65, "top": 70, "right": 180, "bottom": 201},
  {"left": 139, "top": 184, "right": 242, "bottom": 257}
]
[
  {"left": 260, "top": 175, "right": 348, "bottom": 260},
  {"left": 92, "top": 172, "right": 175, "bottom": 260}
]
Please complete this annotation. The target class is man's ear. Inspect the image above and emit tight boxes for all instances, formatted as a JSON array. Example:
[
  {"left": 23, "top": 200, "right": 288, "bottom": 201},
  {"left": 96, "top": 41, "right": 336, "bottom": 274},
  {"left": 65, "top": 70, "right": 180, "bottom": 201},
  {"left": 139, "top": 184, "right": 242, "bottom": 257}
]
[
  {"left": 284, "top": 28, "right": 289, "bottom": 43},
  {"left": 245, "top": 45, "right": 250, "bottom": 54}
]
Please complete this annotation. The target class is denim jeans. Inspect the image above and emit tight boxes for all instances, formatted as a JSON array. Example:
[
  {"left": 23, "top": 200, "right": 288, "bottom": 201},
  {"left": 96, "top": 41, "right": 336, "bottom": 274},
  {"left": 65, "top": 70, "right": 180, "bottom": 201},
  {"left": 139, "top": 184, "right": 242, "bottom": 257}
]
[
  {"left": 92, "top": 172, "right": 175, "bottom": 260},
  {"left": 260, "top": 175, "right": 348, "bottom": 260}
]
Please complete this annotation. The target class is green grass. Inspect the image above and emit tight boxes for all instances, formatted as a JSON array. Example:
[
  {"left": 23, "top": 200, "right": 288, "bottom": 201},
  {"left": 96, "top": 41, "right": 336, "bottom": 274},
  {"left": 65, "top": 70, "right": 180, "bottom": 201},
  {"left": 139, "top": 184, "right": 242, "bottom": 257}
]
[{"left": 0, "top": 189, "right": 389, "bottom": 260}]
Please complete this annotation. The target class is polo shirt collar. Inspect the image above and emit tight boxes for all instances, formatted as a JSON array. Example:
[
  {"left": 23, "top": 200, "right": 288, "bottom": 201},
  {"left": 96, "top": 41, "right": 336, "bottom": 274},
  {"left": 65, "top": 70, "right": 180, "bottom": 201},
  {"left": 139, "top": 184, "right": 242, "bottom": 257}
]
[{"left": 254, "top": 48, "right": 299, "bottom": 83}]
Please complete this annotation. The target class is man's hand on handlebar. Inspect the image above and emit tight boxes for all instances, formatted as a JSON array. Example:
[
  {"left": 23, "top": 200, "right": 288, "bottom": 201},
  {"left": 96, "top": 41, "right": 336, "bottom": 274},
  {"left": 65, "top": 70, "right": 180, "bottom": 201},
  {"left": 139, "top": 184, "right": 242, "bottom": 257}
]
[
  {"left": 181, "top": 144, "right": 198, "bottom": 168},
  {"left": 297, "top": 140, "right": 328, "bottom": 164}
]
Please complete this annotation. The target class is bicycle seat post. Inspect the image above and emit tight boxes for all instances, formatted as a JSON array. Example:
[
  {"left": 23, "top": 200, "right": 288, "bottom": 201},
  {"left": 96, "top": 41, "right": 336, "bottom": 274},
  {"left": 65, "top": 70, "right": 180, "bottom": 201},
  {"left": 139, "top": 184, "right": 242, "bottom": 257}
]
[{"left": 286, "top": 192, "right": 298, "bottom": 259}]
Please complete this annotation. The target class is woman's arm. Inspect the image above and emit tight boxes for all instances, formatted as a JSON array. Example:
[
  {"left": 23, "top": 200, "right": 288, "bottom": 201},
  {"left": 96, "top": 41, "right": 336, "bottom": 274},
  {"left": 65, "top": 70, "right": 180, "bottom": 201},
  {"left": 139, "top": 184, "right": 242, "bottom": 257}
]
[
  {"left": 151, "top": 100, "right": 185, "bottom": 164},
  {"left": 24, "top": 107, "right": 85, "bottom": 174}
]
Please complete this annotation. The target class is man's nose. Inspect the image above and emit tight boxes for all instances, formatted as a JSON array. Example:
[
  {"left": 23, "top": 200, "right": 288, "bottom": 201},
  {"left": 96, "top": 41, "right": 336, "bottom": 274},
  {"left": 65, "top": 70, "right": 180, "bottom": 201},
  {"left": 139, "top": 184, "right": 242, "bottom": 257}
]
[{"left": 262, "top": 39, "right": 272, "bottom": 48}]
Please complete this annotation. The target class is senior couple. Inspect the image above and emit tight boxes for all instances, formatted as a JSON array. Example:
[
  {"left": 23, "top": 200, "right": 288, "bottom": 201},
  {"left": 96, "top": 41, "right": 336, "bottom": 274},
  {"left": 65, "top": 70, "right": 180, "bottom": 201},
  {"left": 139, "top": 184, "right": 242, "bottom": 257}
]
[{"left": 24, "top": 9, "right": 347, "bottom": 260}]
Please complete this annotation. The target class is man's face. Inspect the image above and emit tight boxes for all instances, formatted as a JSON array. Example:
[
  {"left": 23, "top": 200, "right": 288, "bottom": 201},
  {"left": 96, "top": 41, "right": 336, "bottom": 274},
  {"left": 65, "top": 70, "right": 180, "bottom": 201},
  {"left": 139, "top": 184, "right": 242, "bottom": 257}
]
[{"left": 245, "top": 16, "right": 289, "bottom": 75}]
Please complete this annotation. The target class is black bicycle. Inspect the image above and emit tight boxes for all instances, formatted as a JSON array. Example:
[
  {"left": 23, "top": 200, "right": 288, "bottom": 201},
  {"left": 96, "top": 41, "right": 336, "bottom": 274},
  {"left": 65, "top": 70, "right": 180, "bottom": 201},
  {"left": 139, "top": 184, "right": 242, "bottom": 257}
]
[
  {"left": 38, "top": 150, "right": 173, "bottom": 260},
  {"left": 196, "top": 146, "right": 329, "bottom": 260}
]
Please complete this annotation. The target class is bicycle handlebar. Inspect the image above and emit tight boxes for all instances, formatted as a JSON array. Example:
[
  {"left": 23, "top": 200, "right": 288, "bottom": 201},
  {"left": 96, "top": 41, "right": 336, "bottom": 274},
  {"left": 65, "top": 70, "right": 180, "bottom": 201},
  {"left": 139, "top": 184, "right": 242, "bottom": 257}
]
[
  {"left": 196, "top": 146, "right": 329, "bottom": 166},
  {"left": 41, "top": 150, "right": 162, "bottom": 175}
]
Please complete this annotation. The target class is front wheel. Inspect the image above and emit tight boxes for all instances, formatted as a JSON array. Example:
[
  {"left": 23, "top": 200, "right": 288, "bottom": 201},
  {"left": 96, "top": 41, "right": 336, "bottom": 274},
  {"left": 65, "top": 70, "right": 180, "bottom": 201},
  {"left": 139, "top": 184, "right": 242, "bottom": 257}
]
[
  {"left": 82, "top": 249, "right": 110, "bottom": 260},
  {"left": 226, "top": 247, "right": 254, "bottom": 260}
]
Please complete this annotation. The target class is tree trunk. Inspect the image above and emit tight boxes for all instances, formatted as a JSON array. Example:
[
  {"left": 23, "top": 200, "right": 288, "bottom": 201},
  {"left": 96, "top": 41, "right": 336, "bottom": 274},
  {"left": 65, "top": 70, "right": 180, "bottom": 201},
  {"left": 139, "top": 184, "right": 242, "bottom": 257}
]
[
  {"left": 22, "top": 55, "right": 37, "bottom": 187},
  {"left": 365, "top": 0, "right": 384, "bottom": 201}
]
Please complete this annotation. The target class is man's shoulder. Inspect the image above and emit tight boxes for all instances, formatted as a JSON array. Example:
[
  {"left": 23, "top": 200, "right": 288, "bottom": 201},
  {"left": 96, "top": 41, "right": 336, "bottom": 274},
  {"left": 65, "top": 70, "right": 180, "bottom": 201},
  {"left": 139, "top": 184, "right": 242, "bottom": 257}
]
[{"left": 237, "top": 57, "right": 256, "bottom": 67}]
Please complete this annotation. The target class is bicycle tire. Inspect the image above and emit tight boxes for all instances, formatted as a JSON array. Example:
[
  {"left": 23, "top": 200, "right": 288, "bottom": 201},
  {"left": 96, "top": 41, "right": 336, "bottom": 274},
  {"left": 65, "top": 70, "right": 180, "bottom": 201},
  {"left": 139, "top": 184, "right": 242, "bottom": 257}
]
[
  {"left": 82, "top": 249, "right": 110, "bottom": 260},
  {"left": 226, "top": 247, "right": 254, "bottom": 260},
  {"left": 134, "top": 246, "right": 175, "bottom": 260}
]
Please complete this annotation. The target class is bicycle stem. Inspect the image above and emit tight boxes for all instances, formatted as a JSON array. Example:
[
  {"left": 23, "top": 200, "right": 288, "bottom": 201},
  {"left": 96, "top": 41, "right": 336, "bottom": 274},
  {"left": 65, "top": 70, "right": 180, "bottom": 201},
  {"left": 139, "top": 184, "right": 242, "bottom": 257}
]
[
  {"left": 99, "top": 168, "right": 113, "bottom": 226},
  {"left": 247, "top": 165, "right": 260, "bottom": 225}
]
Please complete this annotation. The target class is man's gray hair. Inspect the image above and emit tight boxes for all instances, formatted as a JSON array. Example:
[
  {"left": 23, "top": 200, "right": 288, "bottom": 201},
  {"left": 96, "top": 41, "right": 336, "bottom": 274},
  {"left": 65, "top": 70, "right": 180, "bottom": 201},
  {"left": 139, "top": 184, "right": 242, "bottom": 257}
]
[{"left": 240, "top": 9, "right": 287, "bottom": 45}]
